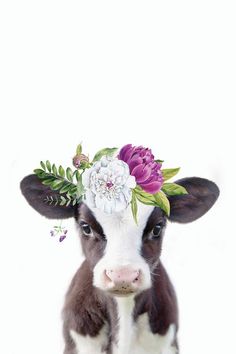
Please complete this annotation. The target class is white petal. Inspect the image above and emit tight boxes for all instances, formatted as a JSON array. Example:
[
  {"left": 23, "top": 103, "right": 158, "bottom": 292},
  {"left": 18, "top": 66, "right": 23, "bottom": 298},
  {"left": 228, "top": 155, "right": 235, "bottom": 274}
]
[
  {"left": 82, "top": 168, "right": 91, "bottom": 188},
  {"left": 126, "top": 175, "right": 136, "bottom": 189},
  {"left": 84, "top": 190, "right": 96, "bottom": 208},
  {"left": 94, "top": 194, "right": 106, "bottom": 212},
  {"left": 104, "top": 199, "right": 116, "bottom": 214}
]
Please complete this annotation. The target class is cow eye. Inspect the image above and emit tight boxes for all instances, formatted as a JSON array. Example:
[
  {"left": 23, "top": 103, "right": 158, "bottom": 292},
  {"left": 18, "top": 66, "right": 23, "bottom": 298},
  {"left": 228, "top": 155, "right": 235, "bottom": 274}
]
[
  {"left": 80, "top": 222, "right": 93, "bottom": 236},
  {"left": 151, "top": 222, "right": 163, "bottom": 238}
]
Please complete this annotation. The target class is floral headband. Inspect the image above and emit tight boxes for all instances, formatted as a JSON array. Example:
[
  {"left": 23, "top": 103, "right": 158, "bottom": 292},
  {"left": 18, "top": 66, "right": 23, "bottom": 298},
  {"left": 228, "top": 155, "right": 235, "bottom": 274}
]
[{"left": 34, "top": 144, "right": 187, "bottom": 225}]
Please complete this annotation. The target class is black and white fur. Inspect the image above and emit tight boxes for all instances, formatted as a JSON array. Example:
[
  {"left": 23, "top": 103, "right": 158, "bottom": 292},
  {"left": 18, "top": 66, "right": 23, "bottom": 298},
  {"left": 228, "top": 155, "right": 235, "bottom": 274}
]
[{"left": 20, "top": 175, "right": 219, "bottom": 354}]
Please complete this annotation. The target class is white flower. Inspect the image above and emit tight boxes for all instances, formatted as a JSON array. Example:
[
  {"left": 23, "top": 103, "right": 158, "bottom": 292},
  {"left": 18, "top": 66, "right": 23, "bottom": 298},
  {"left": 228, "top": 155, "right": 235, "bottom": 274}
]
[{"left": 82, "top": 156, "right": 136, "bottom": 214}]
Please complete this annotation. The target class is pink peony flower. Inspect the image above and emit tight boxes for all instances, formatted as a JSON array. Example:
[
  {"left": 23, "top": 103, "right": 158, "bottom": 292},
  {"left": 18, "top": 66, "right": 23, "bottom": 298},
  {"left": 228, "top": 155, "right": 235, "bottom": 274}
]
[{"left": 118, "top": 144, "right": 163, "bottom": 194}]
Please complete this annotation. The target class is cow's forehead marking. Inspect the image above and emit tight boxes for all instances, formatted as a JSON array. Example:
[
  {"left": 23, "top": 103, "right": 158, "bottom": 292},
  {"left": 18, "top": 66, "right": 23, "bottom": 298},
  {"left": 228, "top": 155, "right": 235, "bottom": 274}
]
[{"left": 85, "top": 201, "right": 155, "bottom": 236}]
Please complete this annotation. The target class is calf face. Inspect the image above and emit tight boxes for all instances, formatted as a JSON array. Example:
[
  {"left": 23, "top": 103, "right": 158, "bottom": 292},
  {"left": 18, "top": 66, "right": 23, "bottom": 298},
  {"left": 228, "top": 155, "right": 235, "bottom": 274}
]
[
  {"left": 76, "top": 202, "right": 164, "bottom": 295},
  {"left": 20, "top": 175, "right": 219, "bottom": 298}
]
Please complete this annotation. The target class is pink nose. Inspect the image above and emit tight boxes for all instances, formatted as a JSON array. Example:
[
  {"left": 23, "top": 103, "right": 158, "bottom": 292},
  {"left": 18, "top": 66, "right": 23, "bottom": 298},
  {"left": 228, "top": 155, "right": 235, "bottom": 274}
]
[{"left": 105, "top": 266, "right": 140, "bottom": 285}]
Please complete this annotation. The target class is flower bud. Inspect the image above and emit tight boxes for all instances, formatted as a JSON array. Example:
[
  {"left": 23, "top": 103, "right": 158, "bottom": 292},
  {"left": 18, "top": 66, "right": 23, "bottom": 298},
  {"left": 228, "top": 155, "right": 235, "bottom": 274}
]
[{"left": 73, "top": 154, "right": 89, "bottom": 169}]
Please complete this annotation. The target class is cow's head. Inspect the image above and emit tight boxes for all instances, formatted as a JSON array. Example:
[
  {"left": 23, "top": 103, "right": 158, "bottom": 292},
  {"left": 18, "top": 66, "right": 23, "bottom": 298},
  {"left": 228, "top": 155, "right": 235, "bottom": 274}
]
[{"left": 20, "top": 175, "right": 219, "bottom": 296}]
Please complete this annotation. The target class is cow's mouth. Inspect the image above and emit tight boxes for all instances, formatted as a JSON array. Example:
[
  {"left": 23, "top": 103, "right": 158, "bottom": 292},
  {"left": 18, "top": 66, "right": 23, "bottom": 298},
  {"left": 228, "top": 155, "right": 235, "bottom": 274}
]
[{"left": 108, "top": 289, "right": 136, "bottom": 297}]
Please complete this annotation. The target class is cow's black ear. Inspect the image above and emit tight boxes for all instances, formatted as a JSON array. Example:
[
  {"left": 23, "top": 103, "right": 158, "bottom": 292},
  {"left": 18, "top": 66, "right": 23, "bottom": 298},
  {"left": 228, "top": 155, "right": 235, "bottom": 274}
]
[
  {"left": 168, "top": 177, "right": 220, "bottom": 223},
  {"left": 20, "top": 174, "right": 76, "bottom": 219}
]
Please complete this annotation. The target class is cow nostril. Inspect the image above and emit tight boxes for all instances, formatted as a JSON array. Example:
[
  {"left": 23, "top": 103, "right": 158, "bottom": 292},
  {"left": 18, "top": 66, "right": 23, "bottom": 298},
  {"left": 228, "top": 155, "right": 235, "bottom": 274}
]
[
  {"left": 104, "top": 270, "right": 114, "bottom": 283},
  {"left": 132, "top": 270, "right": 140, "bottom": 283}
]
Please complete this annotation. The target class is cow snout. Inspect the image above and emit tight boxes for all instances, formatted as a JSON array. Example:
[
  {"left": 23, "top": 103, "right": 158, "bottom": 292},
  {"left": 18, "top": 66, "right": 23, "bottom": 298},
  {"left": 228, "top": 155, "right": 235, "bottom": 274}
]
[{"left": 104, "top": 266, "right": 141, "bottom": 295}]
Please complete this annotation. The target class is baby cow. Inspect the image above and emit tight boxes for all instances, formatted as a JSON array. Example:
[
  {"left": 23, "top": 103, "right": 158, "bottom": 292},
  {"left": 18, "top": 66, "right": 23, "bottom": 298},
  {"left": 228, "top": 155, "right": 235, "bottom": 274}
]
[{"left": 21, "top": 175, "right": 219, "bottom": 354}]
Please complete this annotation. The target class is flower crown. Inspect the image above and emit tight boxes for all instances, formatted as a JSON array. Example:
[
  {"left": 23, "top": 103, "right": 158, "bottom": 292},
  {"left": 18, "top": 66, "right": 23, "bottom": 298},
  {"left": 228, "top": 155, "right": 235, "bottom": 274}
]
[{"left": 34, "top": 144, "right": 187, "bottom": 223}]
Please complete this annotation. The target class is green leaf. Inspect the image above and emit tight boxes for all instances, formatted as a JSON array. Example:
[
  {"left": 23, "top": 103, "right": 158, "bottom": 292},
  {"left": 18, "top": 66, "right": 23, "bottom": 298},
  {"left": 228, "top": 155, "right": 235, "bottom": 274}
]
[
  {"left": 92, "top": 147, "right": 118, "bottom": 162},
  {"left": 51, "top": 179, "right": 64, "bottom": 190},
  {"left": 58, "top": 165, "right": 65, "bottom": 178},
  {"left": 135, "top": 193, "right": 157, "bottom": 206},
  {"left": 154, "top": 159, "right": 164, "bottom": 164},
  {"left": 76, "top": 143, "right": 82, "bottom": 155},
  {"left": 52, "top": 164, "right": 57, "bottom": 176},
  {"left": 77, "top": 174, "right": 85, "bottom": 196},
  {"left": 66, "top": 167, "right": 73, "bottom": 182},
  {"left": 75, "top": 170, "right": 80, "bottom": 182},
  {"left": 153, "top": 191, "right": 170, "bottom": 216},
  {"left": 59, "top": 182, "right": 72, "bottom": 194},
  {"left": 131, "top": 191, "right": 138, "bottom": 225},
  {"left": 68, "top": 185, "right": 78, "bottom": 195},
  {"left": 162, "top": 168, "right": 180, "bottom": 181},
  {"left": 59, "top": 196, "right": 67, "bottom": 206},
  {"left": 46, "top": 160, "right": 52, "bottom": 173},
  {"left": 161, "top": 183, "right": 188, "bottom": 196},
  {"left": 72, "top": 198, "right": 77, "bottom": 206},
  {"left": 66, "top": 199, "right": 71, "bottom": 207},
  {"left": 40, "top": 161, "right": 46, "bottom": 171},
  {"left": 134, "top": 187, "right": 156, "bottom": 204},
  {"left": 34, "top": 168, "right": 45, "bottom": 176},
  {"left": 42, "top": 177, "right": 56, "bottom": 186}
]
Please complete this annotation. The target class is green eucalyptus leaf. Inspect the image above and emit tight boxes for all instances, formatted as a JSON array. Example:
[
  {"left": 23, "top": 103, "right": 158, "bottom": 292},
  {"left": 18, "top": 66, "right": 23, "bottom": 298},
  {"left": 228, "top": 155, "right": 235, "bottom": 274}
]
[
  {"left": 131, "top": 191, "right": 138, "bottom": 225},
  {"left": 72, "top": 198, "right": 77, "bottom": 206},
  {"left": 46, "top": 160, "right": 52, "bottom": 173},
  {"left": 153, "top": 191, "right": 170, "bottom": 216},
  {"left": 40, "top": 161, "right": 46, "bottom": 171},
  {"left": 66, "top": 167, "right": 73, "bottom": 182},
  {"left": 161, "top": 183, "right": 188, "bottom": 196},
  {"left": 92, "top": 147, "right": 118, "bottom": 162},
  {"left": 162, "top": 168, "right": 180, "bottom": 181},
  {"left": 58, "top": 165, "right": 65, "bottom": 178}
]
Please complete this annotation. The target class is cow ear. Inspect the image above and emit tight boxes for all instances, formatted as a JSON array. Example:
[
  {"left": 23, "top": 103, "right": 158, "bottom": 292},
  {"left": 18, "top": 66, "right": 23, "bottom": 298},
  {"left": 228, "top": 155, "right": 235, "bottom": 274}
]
[
  {"left": 20, "top": 174, "right": 76, "bottom": 219},
  {"left": 168, "top": 177, "right": 220, "bottom": 223}
]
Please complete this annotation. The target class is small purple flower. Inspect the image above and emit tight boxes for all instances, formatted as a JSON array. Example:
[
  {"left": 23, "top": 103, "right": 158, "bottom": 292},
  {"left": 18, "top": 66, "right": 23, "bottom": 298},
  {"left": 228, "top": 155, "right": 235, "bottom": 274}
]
[
  {"left": 50, "top": 230, "right": 55, "bottom": 237},
  {"left": 118, "top": 144, "right": 163, "bottom": 194},
  {"left": 59, "top": 235, "right": 67, "bottom": 242}
]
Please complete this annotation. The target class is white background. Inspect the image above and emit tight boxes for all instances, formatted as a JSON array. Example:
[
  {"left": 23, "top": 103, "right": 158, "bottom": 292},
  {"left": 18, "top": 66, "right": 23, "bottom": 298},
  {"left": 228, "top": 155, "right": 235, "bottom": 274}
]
[{"left": 0, "top": 1, "right": 235, "bottom": 354}]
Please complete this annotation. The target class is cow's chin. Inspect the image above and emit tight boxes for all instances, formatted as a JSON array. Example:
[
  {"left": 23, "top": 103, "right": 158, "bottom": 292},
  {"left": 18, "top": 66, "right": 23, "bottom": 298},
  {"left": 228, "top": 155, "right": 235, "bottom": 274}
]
[{"left": 108, "top": 290, "right": 135, "bottom": 297}]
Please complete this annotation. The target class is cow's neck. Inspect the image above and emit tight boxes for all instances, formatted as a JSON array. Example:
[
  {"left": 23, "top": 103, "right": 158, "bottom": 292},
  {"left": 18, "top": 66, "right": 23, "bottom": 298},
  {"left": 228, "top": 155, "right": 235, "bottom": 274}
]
[{"left": 114, "top": 295, "right": 136, "bottom": 354}]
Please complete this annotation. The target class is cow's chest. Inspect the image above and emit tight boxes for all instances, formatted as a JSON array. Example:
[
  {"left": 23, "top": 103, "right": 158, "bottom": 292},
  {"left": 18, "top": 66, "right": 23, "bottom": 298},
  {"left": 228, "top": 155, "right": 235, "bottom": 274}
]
[
  {"left": 70, "top": 313, "right": 177, "bottom": 354},
  {"left": 113, "top": 313, "right": 177, "bottom": 354}
]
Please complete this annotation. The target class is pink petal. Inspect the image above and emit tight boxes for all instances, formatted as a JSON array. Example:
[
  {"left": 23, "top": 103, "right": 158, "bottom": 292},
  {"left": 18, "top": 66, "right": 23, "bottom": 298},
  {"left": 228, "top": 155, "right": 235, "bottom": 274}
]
[
  {"left": 131, "top": 164, "right": 144, "bottom": 178},
  {"left": 128, "top": 157, "right": 143, "bottom": 172},
  {"left": 118, "top": 144, "right": 132, "bottom": 160},
  {"left": 136, "top": 165, "right": 152, "bottom": 183},
  {"left": 141, "top": 181, "right": 162, "bottom": 194}
]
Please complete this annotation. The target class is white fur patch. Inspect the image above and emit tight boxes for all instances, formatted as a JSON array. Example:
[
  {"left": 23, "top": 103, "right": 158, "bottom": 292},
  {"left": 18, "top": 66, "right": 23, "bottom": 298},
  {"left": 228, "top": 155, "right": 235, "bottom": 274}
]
[
  {"left": 89, "top": 201, "right": 154, "bottom": 292},
  {"left": 113, "top": 297, "right": 177, "bottom": 354},
  {"left": 133, "top": 314, "right": 177, "bottom": 354},
  {"left": 70, "top": 323, "right": 108, "bottom": 354}
]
